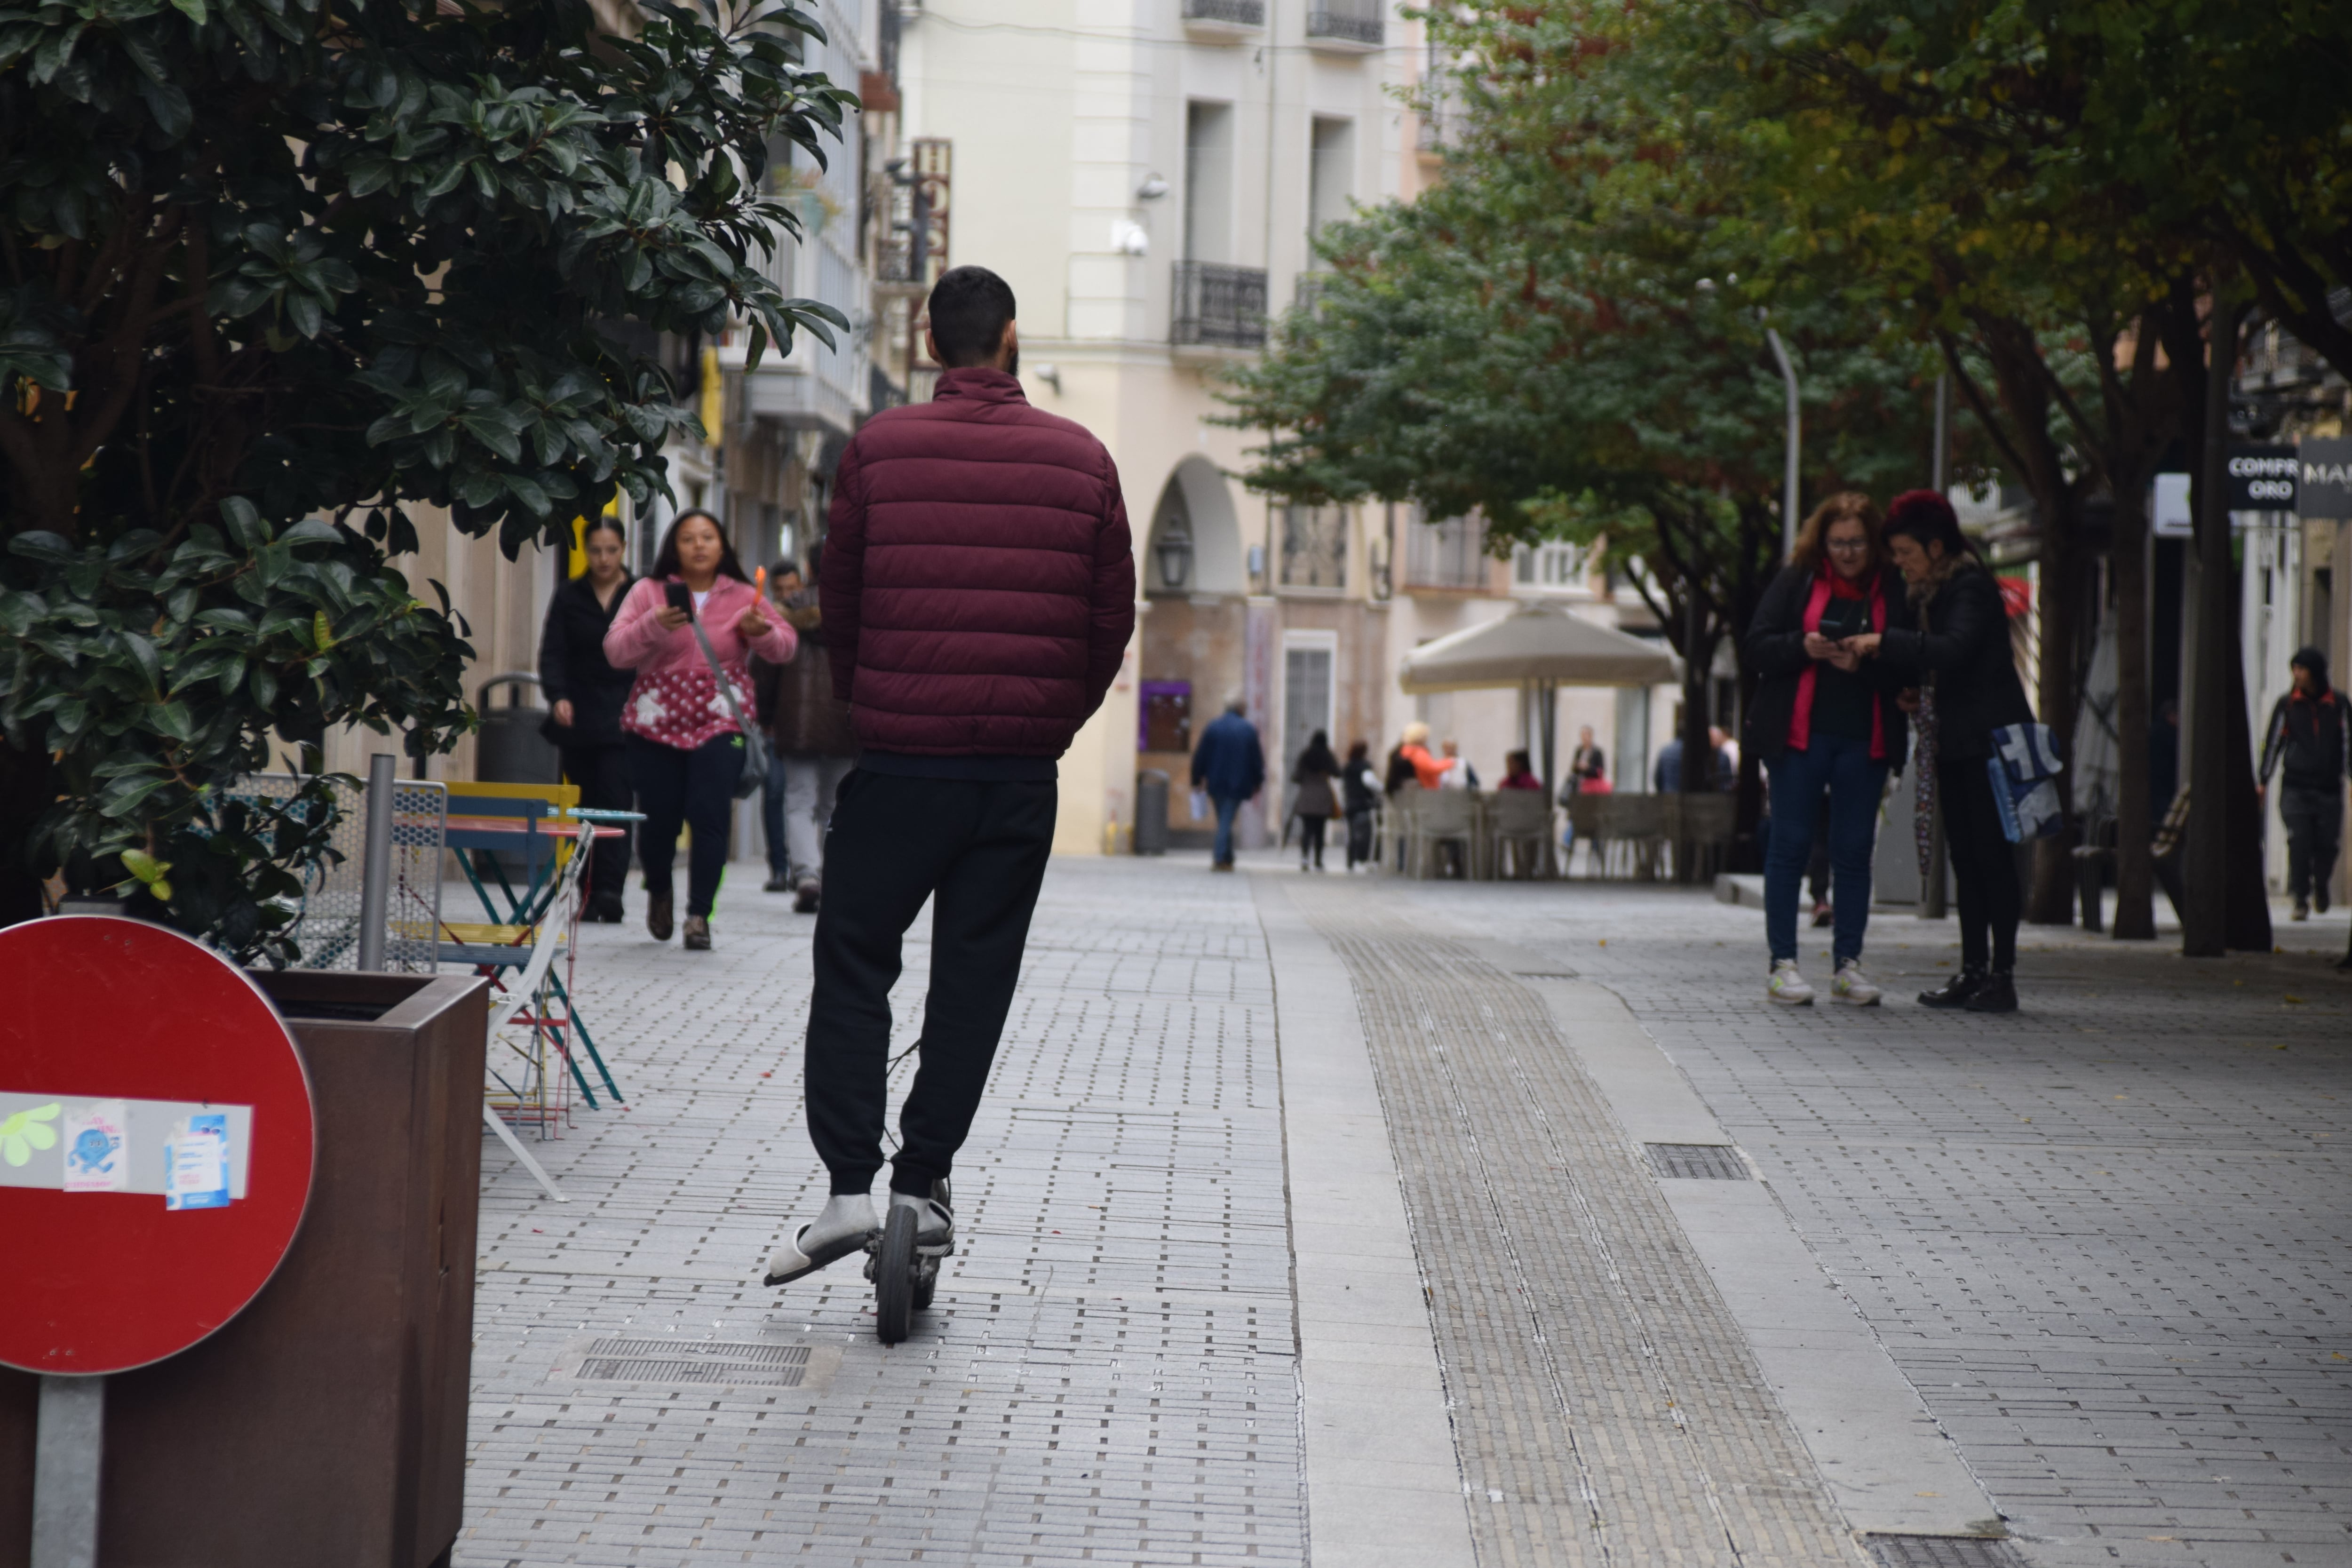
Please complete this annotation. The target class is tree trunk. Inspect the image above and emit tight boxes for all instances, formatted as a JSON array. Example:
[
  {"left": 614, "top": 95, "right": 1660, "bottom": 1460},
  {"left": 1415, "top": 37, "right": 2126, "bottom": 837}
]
[
  {"left": 0, "top": 738, "right": 60, "bottom": 926},
  {"left": 1678, "top": 613, "right": 1717, "bottom": 885},
  {"left": 2026, "top": 516, "right": 2082, "bottom": 923},
  {"left": 2109, "top": 483, "right": 2156, "bottom": 939},
  {"left": 2222, "top": 584, "right": 2275, "bottom": 951},
  {"left": 2183, "top": 298, "right": 2241, "bottom": 957}
]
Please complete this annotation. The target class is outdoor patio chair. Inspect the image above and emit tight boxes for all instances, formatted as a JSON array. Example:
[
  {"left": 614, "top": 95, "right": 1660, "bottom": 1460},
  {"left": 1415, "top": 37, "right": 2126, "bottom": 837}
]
[
  {"left": 1597, "top": 795, "right": 1667, "bottom": 879},
  {"left": 1486, "top": 789, "right": 1556, "bottom": 879},
  {"left": 1408, "top": 787, "right": 1478, "bottom": 879},
  {"left": 1565, "top": 792, "right": 1609, "bottom": 877},
  {"left": 1664, "top": 793, "right": 1736, "bottom": 881}
]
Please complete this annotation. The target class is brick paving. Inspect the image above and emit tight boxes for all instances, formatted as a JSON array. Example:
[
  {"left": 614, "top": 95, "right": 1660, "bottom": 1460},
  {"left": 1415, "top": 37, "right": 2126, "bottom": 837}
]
[
  {"left": 1377, "top": 874, "right": 2352, "bottom": 1568},
  {"left": 1291, "top": 885, "right": 1863, "bottom": 1568},
  {"left": 456, "top": 859, "right": 1299, "bottom": 1567},
  {"left": 454, "top": 851, "right": 2352, "bottom": 1568}
]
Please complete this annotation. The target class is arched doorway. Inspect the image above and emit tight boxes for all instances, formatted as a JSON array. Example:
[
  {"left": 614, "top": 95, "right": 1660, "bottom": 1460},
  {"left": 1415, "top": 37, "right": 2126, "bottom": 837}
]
[{"left": 1139, "top": 458, "right": 1248, "bottom": 845}]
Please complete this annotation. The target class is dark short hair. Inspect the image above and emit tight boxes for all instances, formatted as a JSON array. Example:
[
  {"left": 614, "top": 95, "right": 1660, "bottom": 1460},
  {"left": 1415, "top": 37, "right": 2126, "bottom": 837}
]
[
  {"left": 1883, "top": 488, "right": 1975, "bottom": 562},
  {"left": 582, "top": 515, "right": 625, "bottom": 547},
  {"left": 652, "top": 509, "right": 751, "bottom": 583},
  {"left": 926, "top": 266, "right": 1017, "bottom": 367}
]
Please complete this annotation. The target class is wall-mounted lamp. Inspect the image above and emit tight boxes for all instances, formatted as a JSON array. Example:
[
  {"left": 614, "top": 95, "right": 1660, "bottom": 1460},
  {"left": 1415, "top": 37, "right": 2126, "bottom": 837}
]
[
  {"left": 1033, "top": 363, "right": 1062, "bottom": 396},
  {"left": 1111, "top": 220, "right": 1150, "bottom": 256},
  {"left": 1155, "top": 517, "right": 1193, "bottom": 589},
  {"left": 1136, "top": 173, "right": 1170, "bottom": 200}
]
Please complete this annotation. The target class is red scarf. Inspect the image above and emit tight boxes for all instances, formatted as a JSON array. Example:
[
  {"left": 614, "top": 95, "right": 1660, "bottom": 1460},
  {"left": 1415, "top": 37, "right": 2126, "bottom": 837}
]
[{"left": 1786, "top": 566, "right": 1887, "bottom": 759}]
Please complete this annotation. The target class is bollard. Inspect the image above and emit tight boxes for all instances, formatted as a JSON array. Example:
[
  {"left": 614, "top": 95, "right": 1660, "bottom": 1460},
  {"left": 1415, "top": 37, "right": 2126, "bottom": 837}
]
[{"left": 356, "top": 752, "right": 397, "bottom": 971}]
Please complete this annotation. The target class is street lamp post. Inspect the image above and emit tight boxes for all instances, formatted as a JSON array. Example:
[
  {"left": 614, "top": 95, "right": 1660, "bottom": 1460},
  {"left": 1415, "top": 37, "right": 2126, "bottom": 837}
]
[{"left": 1765, "top": 327, "right": 1801, "bottom": 556}]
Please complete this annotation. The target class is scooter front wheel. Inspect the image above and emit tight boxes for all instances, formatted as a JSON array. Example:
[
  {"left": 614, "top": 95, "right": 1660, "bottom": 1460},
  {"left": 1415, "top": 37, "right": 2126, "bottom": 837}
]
[{"left": 873, "top": 1204, "right": 916, "bottom": 1344}]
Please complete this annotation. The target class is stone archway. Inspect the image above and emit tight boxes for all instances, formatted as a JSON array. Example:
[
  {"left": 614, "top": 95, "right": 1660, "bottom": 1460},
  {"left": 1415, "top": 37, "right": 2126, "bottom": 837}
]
[{"left": 1138, "top": 457, "right": 1249, "bottom": 845}]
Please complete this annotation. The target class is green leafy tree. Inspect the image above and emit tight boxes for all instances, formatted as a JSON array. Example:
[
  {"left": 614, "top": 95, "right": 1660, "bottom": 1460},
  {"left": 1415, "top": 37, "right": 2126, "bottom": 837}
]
[
  {"left": 0, "top": 0, "right": 853, "bottom": 956},
  {"left": 1681, "top": 0, "right": 2283, "bottom": 939},
  {"left": 1225, "top": 0, "right": 1938, "bottom": 857}
]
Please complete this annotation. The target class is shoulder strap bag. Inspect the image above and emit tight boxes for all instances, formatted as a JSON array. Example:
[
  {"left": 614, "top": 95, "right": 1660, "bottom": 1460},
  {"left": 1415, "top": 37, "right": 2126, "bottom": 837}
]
[{"left": 686, "top": 607, "right": 768, "bottom": 801}]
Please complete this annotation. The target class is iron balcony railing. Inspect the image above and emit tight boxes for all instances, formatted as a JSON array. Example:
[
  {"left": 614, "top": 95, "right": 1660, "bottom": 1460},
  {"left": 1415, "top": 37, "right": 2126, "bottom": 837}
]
[
  {"left": 1171, "top": 262, "right": 1269, "bottom": 349},
  {"left": 1305, "top": 0, "right": 1382, "bottom": 46},
  {"left": 1183, "top": 0, "right": 1265, "bottom": 24}
]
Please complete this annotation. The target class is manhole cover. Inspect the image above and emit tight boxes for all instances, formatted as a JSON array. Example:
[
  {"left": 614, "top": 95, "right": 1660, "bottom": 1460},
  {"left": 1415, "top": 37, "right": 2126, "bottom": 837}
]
[
  {"left": 1864, "top": 1536, "right": 2024, "bottom": 1568},
  {"left": 1645, "top": 1143, "right": 1750, "bottom": 1180},
  {"left": 554, "top": 1336, "right": 841, "bottom": 1391}
]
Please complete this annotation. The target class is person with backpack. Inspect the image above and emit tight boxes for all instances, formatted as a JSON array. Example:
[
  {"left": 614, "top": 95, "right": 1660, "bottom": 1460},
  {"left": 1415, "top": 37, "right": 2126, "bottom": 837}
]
[{"left": 2258, "top": 647, "right": 2349, "bottom": 921}]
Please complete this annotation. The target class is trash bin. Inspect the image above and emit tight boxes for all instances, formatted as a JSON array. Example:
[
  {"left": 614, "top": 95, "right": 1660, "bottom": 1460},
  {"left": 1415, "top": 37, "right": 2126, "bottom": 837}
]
[
  {"left": 1135, "top": 769, "right": 1170, "bottom": 856},
  {"left": 475, "top": 671, "right": 560, "bottom": 785},
  {"left": 0, "top": 970, "right": 491, "bottom": 1568}
]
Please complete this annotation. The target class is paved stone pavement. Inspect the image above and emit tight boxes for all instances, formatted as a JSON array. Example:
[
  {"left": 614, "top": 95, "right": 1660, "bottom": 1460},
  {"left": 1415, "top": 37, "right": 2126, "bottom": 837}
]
[
  {"left": 458, "top": 860, "right": 1298, "bottom": 1567},
  {"left": 1372, "top": 872, "right": 2352, "bottom": 1568},
  {"left": 456, "top": 852, "right": 2351, "bottom": 1568}
]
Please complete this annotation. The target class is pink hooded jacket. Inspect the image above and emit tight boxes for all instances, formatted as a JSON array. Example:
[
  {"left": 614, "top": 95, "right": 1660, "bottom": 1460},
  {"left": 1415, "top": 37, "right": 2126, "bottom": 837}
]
[{"left": 604, "top": 575, "right": 797, "bottom": 750}]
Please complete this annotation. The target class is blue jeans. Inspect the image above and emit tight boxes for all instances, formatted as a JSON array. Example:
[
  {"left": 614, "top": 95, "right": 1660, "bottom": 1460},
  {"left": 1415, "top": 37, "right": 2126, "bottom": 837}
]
[
  {"left": 1764, "top": 734, "right": 1887, "bottom": 967},
  {"left": 1212, "top": 794, "right": 1243, "bottom": 865}
]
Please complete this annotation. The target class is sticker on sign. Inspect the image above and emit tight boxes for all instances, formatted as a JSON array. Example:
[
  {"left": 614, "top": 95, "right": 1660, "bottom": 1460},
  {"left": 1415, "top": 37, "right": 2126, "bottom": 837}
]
[{"left": 0, "top": 1091, "right": 254, "bottom": 1201}]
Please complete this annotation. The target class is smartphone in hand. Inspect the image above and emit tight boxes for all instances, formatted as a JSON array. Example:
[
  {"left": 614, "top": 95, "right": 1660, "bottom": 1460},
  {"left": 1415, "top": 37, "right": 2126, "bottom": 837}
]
[{"left": 664, "top": 581, "right": 694, "bottom": 617}]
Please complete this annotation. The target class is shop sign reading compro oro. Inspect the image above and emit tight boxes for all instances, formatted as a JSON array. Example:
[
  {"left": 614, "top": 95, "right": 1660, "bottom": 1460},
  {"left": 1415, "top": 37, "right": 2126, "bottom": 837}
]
[{"left": 0, "top": 916, "right": 316, "bottom": 1376}]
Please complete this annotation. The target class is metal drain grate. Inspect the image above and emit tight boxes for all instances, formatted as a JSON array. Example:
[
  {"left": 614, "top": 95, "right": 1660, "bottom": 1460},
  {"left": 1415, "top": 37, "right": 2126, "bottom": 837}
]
[
  {"left": 1644, "top": 1143, "right": 1750, "bottom": 1180},
  {"left": 1864, "top": 1536, "right": 2025, "bottom": 1568},
  {"left": 575, "top": 1338, "right": 812, "bottom": 1387}
]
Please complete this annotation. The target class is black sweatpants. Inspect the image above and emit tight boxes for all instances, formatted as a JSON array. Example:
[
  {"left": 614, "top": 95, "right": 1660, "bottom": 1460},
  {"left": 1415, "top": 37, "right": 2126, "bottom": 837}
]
[
  {"left": 1298, "top": 814, "right": 1327, "bottom": 867},
  {"left": 804, "top": 770, "right": 1057, "bottom": 1196},
  {"left": 628, "top": 732, "right": 744, "bottom": 919},
  {"left": 1939, "top": 756, "right": 2020, "bottom": 971},
  {"left": 559, "top": 743, "right": 635, "bottom": 910},
  {"left": 2280, "top": 785, "right": 2343, "bottom": 904}
]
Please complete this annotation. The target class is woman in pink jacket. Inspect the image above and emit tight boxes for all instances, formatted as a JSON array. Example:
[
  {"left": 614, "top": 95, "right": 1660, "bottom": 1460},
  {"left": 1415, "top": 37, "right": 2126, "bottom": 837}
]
[{"left": 604, "top": 510, "right": 797, "bottom": 949}]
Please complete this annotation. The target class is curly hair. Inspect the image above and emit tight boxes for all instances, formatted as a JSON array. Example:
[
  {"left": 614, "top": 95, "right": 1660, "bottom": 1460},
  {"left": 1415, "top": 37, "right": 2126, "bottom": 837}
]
[{"left": 1788, "top": 491, "right": 1884, "bottom": 572}]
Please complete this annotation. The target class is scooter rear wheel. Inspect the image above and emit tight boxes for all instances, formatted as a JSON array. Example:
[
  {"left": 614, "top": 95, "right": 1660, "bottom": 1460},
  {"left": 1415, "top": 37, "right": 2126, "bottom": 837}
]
[{"left": 873, "top": 1204, "right": 916, "bottom": 1344}]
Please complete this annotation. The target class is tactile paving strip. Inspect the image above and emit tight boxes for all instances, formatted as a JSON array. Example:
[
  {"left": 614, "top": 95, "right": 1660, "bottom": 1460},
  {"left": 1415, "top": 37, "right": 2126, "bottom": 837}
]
[{"left": 1292, "top": 884, "right": 1862, "bottom": 1568}]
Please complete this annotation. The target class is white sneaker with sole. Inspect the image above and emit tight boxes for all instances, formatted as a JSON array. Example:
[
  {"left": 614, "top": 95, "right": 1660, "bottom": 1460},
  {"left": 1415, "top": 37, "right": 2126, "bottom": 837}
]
[
  {"left": 1830, "top": 960, "right": 1882, "bottom": 1006},
  {"left": 1766, "top": 960, "right": 1814, "bottom": 1006}
]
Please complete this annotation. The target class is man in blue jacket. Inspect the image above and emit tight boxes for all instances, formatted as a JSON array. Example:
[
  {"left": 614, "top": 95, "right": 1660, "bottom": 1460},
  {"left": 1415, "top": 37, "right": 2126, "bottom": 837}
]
[{"left": 1191, "top": 698, "right": 1265, "bottom": 872}]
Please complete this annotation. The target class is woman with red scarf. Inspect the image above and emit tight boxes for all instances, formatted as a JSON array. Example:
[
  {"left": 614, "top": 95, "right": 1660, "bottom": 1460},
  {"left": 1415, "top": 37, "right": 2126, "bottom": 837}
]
[{"left": 1742, "top": 493, "right": 1910, "bottom": 1006}]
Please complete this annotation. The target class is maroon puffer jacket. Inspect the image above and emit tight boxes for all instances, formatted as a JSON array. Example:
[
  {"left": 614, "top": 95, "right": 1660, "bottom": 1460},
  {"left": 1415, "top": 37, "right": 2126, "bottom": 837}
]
[{"left": 820, "top": 368, "right": 1137, "bottom": 756}]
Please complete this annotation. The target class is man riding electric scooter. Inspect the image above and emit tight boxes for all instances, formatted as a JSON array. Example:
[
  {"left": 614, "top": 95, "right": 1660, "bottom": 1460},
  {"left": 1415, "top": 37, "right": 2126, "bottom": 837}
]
[{"left": 761, "top": 265, "right": 1136, "bottom": 1341}]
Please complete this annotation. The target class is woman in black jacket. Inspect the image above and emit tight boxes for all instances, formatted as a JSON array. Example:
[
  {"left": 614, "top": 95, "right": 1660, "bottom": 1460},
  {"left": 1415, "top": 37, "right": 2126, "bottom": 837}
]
[
  {"left": 1743, "top": 493, "right": 1909, "bottom": 1008},
  {"left": 1845, "top": 490, "right": 2034, "bottom": 1013},
  {"left": 538, "top": 517, "right": 636, "bottom": 921},
  {"left": 1340, "top": 739, "right": 1379, "bottom": 872}
]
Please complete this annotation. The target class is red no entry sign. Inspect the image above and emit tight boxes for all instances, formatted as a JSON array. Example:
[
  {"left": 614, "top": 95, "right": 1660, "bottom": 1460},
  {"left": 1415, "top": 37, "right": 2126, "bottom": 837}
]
[{"left": 0, "top": 916, "right": 316, "bottom": 1375}]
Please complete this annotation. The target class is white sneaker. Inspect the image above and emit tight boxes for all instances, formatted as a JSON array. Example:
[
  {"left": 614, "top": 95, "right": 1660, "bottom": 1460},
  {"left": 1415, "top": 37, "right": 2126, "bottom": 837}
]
[
  {"left": 1766, "top": 960, "right": 1814, "bottom": 1006},
  {"left": 1831, "top": 960, "right": 1882, "bottom": 1006}
]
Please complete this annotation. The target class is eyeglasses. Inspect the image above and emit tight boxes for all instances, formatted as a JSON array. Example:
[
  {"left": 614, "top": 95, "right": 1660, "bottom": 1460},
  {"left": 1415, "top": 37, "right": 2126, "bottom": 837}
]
[{"left": 1825, "top": 538, "right": 1871, "bottom": 555}]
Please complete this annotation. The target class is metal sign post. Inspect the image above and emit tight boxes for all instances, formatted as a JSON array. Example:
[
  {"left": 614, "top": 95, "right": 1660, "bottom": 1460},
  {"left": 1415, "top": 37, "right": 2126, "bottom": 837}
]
[{"left": 2, "top": 916, "right": 317, "bottom": 1567}]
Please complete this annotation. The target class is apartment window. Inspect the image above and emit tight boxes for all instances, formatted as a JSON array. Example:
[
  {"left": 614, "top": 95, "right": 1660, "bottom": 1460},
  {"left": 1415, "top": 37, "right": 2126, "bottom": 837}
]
[
  {"left": 1279, "top": 505, "right": 1348, "bottom": 590},
  {"left": 1404, "top": 512, "right": 1489, "bottom": 590},
  {"left": 1307, "top": 117, "right": 1354, "bottom": 248},
  {"left": 1513, "top": 541, "right": 1585, "bottom": 591},
  {"left": 1184, "top": 102, "right": 1234, "bottom": 264}
]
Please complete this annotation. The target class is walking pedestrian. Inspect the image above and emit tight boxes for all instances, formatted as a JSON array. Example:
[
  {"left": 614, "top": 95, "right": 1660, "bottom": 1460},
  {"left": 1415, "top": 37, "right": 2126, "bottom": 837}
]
[
  {"left": 2258, "top": 647, "right": 2347, "bottom": 921},
  {"left": 1743, "top": 493, "right": 1908, "bottom": 1007},
  {"left": 1289, "top": 730, "right": 1341, "bottom": 871},
  {"left": 752, "top": 561, "right": 858, "bottom": 913},
  {"left": 1341, "top": 739, "right": 1378, "bottom": 871},
  {"left": 538, "top": 515, "right": 636, "bottom": 922},
  {"left": 1192, "top": 699, "right": 1266, "bottom": 871},
  {"left": 604, "top": 509, "right": 795, "bottom": 951},
  {"left": 764, "top": 265, "right": 1136, "bottom": 1287},
  {"left": 1843, "top": 489, "right": 2034, "bottom": 1013}
]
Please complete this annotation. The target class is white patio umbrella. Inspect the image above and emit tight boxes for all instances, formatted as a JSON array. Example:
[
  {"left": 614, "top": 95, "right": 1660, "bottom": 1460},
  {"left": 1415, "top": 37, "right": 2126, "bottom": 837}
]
[{"left": 1398, "top": 602, "right": 1680, "bottom": 791}]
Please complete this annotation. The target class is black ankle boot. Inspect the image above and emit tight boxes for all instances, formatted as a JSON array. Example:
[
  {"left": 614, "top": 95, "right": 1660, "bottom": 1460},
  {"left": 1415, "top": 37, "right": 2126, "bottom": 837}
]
[
  {"left": 1917, "top": 964, "right": 1986, "bottom": 1008},
  {"left": 1964, "top": 969, "right": 2017, "bottom": 1013}
]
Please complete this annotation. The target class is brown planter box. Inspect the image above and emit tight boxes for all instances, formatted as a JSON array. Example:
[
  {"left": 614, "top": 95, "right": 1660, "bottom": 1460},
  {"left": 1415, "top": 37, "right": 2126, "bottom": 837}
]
[{"left": 0, "top": 970, "right": 490, "bottom": 1568}]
